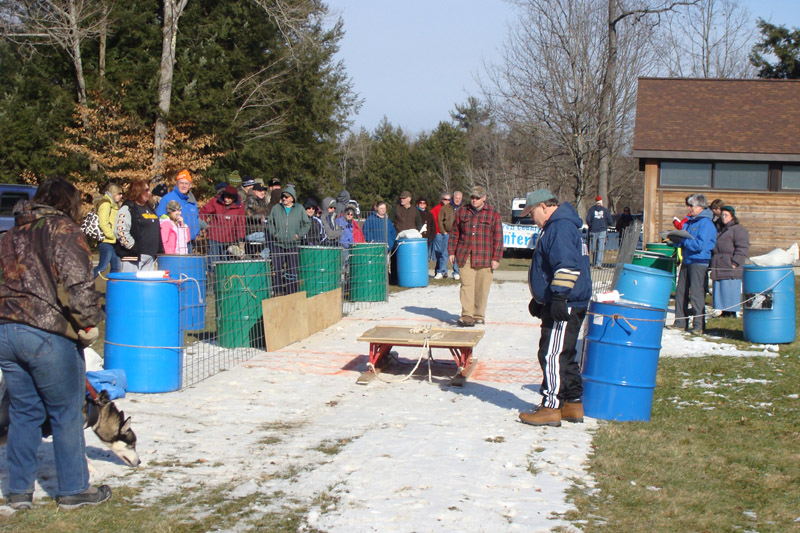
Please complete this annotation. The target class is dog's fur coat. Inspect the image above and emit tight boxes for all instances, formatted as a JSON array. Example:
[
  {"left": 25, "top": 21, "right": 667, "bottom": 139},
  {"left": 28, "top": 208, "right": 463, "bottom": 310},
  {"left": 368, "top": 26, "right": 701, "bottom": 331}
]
[{"left": 0, "top": 378, "right": 140, "bottom": 467}]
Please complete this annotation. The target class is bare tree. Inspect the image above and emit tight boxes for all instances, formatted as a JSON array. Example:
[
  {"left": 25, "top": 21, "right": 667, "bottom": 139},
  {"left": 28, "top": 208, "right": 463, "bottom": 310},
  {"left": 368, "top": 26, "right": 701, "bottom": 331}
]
[
  {"left": 1, "top": 0, "right": 107, "bottom": 109},
  {"left": 486, "top": 0, "right": 617, "bottom": 210},
  {"left": 596, "top": 0, "right": 697, "bottom": 201},
  {"left": 152, "top": 0, "right": 323, "bottom": 176},
  {"left": 658, "top": 0, "right": 757, "bottom": 78},
  {"left": 151, "top": 0, "right": 189, "bottom": 179}
]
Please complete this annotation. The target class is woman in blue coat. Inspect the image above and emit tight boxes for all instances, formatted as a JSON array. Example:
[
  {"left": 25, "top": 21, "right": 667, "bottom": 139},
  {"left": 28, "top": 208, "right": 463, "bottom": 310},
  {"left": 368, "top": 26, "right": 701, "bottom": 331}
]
[
  {"left": 362, "top": 201, "right": 396, "bottom": 250},
  {"left": 670, "top": 194, "right": 717, "bottom": 333}
]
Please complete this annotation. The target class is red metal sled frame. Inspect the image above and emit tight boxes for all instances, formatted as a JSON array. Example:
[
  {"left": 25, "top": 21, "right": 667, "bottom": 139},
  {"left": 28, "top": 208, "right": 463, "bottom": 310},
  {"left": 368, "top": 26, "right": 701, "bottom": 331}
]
[{"left": 365, "top": 342, "right": 475, "bottom": 377}]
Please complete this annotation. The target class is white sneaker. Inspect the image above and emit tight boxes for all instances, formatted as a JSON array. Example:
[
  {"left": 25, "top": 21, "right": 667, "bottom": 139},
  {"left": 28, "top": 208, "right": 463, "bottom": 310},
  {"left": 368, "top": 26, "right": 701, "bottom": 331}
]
[
  {"left": 434, "top": 273, "right": 443, "bottom": 279},
  {"left": 453, "top": 273, "right": 460, "bottom": 280},
  {"left": 711, "top": 309, "right": 723, "bottom": 318}
]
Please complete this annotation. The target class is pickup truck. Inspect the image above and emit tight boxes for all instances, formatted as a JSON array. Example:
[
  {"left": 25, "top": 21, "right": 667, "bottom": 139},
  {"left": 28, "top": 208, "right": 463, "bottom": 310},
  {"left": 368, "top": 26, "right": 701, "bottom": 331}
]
[{"left": 0, "top": 184, "right": 37, "bottom": 235}]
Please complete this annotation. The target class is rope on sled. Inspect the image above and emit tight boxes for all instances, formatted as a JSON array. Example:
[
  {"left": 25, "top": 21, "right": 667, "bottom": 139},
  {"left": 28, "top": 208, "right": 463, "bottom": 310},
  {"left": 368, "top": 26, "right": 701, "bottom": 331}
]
[{"left": 367, "top": 325, "right": 443, "bottom": 383}]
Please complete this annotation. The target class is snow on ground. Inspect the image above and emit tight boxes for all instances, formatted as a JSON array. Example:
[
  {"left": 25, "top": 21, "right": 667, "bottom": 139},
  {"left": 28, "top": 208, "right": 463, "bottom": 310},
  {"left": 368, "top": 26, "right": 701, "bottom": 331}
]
[{"left": 0, "top": 280, "right": 779, "bottom": 530}]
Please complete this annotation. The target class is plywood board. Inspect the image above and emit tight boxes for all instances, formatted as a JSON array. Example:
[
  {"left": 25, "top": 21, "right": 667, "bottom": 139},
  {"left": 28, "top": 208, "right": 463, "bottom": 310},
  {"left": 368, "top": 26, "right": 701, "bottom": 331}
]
[
  {"left": 262, "top": 291, "right": 309, "bottom": 351},
  {"left": 357, "top": 326, "right": 484, "bottom": 348},
  {"left": 307, "top": 289, "right": 342, "bottom": 332}
]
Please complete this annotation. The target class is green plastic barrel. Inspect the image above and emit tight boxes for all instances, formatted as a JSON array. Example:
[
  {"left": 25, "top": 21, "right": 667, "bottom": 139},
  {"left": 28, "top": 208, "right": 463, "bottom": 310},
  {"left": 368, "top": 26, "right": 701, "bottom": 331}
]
[
  {"left": 299, "top": 246, "right": 342, "bottom": 297},
  {"left": 632, "top": 250, "right": 677, "bottom": 293},
  {"left": 645, "top": 242, "right": 678, "bottom": 258},
  {"left": 350, "top": 243, "right": 387, "bottom": 302},
  {"left": 214, "top": 259, "right": 271, "bottom": 348}
]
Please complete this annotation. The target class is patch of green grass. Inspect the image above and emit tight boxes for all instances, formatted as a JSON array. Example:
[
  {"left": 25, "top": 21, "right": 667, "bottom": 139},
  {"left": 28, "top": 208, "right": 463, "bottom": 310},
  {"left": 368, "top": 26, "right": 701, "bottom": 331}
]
[
  {"left": 258, "top": 420, "right": 305, "bottom": 432},
  {"left": 312, "top": 436, "right": 359, "bottom": 456},
  {"left": 497, "top": 257, "right": 531, "bottom": 271},
  {"left": 564, "top": 283, "right": 800, "bottom": 531},
  {"left": 0, "top": 472, "right": 329, "bottom": 532}
]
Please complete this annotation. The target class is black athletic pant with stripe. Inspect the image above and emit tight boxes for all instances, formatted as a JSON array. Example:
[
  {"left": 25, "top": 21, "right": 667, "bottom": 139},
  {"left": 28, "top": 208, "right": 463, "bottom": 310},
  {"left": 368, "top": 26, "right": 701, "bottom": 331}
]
[{"left": 538, "top": 305, "right": 587, "bottom": 409}]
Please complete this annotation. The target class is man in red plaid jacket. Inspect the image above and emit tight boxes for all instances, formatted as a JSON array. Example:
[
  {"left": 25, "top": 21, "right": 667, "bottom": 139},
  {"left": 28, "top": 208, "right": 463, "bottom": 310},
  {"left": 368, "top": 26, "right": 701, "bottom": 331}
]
[{"left": 448, "top": 186, "right": 503, "bottom": 327}]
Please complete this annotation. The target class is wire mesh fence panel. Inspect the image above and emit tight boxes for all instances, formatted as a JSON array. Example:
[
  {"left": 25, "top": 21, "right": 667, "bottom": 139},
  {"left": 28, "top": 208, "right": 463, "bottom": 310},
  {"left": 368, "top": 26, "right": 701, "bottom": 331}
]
[
  {"left": 610, "top": 220, "right": 644, "bottom": 291},
  {"left": 346, "top": 242, "right": 389, "bottom": 313},
  {"left": 173, "top": 212, "right": 390, "bottom": 387}
]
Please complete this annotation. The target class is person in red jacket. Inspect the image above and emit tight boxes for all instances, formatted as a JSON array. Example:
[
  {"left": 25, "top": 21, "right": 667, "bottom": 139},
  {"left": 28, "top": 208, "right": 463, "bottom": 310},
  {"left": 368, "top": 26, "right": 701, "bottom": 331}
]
[{"left": 199, "top": 185, "right": 246, "bottom": 262}]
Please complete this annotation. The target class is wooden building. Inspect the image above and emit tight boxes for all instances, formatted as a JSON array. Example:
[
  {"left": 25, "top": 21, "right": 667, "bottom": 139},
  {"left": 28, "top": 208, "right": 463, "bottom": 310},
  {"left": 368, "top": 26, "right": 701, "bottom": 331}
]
[{"left": 632, "top": 77, "right": 800, "bottom": 255}]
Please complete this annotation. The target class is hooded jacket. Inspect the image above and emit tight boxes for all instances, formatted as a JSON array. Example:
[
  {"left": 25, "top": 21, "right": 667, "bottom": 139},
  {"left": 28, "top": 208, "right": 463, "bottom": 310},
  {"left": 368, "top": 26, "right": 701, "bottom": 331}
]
[
  {"left": 528, "top": 202, "right": 592, "bottom": 308},
  {"left": 267, "top": 184, "right": 310, "bottom": 248},
  {"left": 155, "top": 186, "right": 200, "bottom": 240},
  {"left": 679, "top": 208, "right": 717, "bottom": 264},
  {"left": 321, "top": 196, "right": 343, "bottom": 240},
  {"left": 585, "top": 203, "right": 612, "bottom": 233},
  {"left": 335, "top": 190, "right": 351, "bottom": 216},
  {"left": 96, "top": 192, "right": 119, "bottom": 244},
  {"left": 0, "top": 201, "right": 103, "bottom": 340},
  {"left": 199, "top": 187, "right": 246, "bottom": 243}
]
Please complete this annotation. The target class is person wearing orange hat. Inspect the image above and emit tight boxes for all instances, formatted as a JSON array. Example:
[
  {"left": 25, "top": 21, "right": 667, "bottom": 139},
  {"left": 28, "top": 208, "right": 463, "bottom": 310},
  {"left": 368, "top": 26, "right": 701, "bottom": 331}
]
[
  {"left": 155, "top": 168, "right": 200, "bottom": 251},
  {"left": 585, "top": 195, "right": 612, "bottom": 268}
]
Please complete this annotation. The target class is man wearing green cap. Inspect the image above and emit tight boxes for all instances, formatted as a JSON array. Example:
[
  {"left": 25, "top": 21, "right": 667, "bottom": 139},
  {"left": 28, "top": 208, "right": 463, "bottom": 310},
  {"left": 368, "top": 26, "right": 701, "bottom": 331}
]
[{"left": 518, "top": 189, "right": 591, "bottom": 427}]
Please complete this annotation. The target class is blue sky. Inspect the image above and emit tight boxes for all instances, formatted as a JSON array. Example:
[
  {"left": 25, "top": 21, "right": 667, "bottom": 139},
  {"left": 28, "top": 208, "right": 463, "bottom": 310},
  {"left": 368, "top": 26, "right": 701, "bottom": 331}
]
[{"left": 326, "top": 0, "right": 800, "bottom": 135}]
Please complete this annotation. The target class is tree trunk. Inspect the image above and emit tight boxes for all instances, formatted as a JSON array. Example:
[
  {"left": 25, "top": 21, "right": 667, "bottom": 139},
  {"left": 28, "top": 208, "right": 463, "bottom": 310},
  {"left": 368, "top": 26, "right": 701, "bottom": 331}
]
[
  {"left": 597, "top": 0, "right": 618, "bottom": 202},
  {"left": 152, "top": 0, "right": 188, "bottom": 179},
  {"left": 99, "top": 1, "right": 109, "bottom": 79},
  {"left": 68, "top": 0, "right": 88, "bottom": 109}
]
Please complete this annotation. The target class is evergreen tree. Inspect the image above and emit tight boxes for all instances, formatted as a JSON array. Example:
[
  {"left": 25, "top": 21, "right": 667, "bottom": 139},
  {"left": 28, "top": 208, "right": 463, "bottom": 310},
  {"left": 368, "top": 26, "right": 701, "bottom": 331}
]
[
  {"left": 0, "top": 42, "right": 80, "bottom": 181},
  {"left": 348, "top": 119, "right": 414, "bottom": 208},
  {"left": 0, "top": 0, "right": 356, "bottom": 196},
  {"left": 750, "top": 19, "right": 800, "bottom": 79}
]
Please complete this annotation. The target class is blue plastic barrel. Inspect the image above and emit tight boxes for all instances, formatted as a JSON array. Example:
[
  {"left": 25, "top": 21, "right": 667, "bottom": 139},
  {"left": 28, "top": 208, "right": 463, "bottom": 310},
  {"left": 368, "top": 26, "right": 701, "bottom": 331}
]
[
  {"left": 104, "top": 273, "right": 182, "bottom": 393},
  {"left": 395, "top": 238, "right": 428, "bottom": 288},
  {"left": 742, "top": 265, "right": 796, "bottom": 344},
  {"left": 158, "top": 255, "right": 207, "bottom": 331},
  {"left": 582, "top": 301, "right": 666, "bottom": 422},
  {"left": 615, "top": 263, "right": 673, "bottom": 310}
]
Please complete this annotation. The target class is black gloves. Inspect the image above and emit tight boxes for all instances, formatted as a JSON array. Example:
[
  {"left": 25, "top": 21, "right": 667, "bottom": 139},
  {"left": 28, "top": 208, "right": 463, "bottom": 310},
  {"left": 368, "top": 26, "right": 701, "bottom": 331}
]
[
  {"left": 550, "top": 293, "right": 570, "bottom": 322},
  {"left": 528, "top": 298, "right": 543, "bottom": 318}
]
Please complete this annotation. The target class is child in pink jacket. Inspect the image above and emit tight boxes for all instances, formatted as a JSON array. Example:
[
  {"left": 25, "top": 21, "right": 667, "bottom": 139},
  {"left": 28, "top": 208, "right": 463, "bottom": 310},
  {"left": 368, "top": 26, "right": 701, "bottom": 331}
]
[{"left": 160, "top": 200, "right": 191, "bottom": 254}]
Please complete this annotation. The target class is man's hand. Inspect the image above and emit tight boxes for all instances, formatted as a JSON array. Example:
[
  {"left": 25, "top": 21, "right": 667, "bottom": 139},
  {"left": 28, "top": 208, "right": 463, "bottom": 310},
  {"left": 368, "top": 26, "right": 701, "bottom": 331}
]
[
  {"left": 528, "top": 298, "right": 543, "bottom": 318},
  {"left": 449, "top": 255, "right": 455, "bottom": 265},
  {"left": 78, "top": 327, "right": 99, "bottom": 346},
  {"left": 550, "top": 293, "right": 570, "bottom": 322},
  {"left": 491, "top": 260, "right": 499, "bottom": 271}
]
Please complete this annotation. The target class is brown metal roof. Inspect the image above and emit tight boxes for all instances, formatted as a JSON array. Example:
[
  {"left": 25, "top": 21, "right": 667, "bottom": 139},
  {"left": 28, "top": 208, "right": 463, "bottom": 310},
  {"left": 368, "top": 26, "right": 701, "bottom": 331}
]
[{"left": 633, "top": 78, "right": 800, "bottom": 157}]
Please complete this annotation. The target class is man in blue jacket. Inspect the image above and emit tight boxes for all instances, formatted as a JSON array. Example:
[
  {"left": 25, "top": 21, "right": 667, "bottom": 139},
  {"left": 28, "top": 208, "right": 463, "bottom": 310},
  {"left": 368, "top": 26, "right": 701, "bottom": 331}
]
[
  {"left": 518, "top": 189, "right": 592, "bottom": 427},
  {"left": 585, "top": 195, "right": 613, "bottom": 267},
  {"left": 155, "top": 169, "right": 200, "bottom": 251},
  {"left": 670, "top": 193, "right": 717, "bottom": 333}
]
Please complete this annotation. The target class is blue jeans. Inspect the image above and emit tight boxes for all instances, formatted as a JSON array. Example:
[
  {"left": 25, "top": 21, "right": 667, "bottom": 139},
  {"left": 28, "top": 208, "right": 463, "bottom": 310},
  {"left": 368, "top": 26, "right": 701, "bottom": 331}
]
[
  {"left": 433, "top": 233, "right": 449, "bottom": 275},
  {"left": 589, "top": 231, "right": 607, "bottom": 267},
  {"left": 0, "top": 323, "right": 89, "bottom": 496},
  {"left": 93, "top": 242, "right": 121, "bottom": 278}
]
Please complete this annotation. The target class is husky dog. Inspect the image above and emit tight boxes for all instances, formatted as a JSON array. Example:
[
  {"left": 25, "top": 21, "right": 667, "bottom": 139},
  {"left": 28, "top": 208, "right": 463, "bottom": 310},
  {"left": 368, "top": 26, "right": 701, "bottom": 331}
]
[{"left": 0, "top": 378, "right": 140, "bottom": 467}]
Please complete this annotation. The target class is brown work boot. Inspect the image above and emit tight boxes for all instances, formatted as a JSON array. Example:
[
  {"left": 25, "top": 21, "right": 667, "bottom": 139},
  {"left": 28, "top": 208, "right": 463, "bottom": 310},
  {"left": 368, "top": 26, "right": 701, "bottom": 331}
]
[
  {"left": 519, "top": 407, "right": 561, "bottom": 427},
  {"left": 561, "top": 400, "right": 584, "bottom": 423},
  {"left": 456, "top": 316, "right": 475, "bottom": 327}
]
